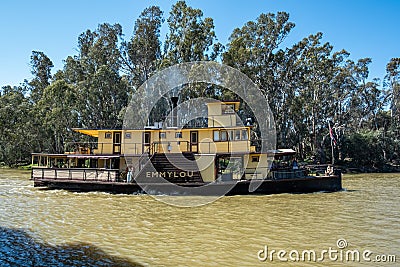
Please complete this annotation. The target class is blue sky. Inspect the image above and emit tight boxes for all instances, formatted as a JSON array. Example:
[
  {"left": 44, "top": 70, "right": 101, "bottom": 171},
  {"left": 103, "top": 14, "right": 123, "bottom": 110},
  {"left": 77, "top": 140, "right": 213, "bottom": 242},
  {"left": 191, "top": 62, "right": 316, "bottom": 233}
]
[{"left": 1, "top": 0, "right": 399, "bottom": 87}]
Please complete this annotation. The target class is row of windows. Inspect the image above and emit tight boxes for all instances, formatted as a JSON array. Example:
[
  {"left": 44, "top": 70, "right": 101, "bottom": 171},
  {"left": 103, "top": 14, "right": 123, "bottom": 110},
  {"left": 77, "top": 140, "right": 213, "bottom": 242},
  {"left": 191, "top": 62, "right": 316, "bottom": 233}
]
[
  {"left": 213, "top": 129, "right": 248, "bottom": 142},
  {"left": 105, "top": 132, "right": 133, "bottom": 139},
  {"left": 105, "top": 130, "right": 248, "bottom": 141},
  {"left": 159, "top": 132, "right": 182, "bottom": 139}
]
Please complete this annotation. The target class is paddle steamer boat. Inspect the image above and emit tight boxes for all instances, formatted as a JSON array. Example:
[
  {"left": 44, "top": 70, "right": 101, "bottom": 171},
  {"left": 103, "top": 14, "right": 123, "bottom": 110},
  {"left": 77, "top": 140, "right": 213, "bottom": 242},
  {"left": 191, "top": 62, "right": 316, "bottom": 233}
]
[{"left": 31, "top": 100, "right": 341, "bottom": 195}]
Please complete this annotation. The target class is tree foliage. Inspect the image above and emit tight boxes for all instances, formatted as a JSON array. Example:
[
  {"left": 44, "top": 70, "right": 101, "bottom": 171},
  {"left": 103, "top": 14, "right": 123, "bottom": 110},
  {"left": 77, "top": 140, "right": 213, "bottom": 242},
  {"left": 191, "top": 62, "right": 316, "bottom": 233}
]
[
  {"left": 121, "top": 6, "right": 164, "bottom": 88},
  {"left": 163, "top": 0, "right": 222, "bottom": 66},
  {"left": 0, "top": 1, "right": 398, "bottom": 169}
]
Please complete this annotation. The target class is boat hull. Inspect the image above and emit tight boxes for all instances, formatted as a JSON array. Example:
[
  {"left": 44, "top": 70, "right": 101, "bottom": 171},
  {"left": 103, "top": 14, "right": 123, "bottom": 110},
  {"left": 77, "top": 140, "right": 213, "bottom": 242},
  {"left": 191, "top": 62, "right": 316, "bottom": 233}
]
[{"left": 34, "top": 175, "right": 342, "bottom": 196}]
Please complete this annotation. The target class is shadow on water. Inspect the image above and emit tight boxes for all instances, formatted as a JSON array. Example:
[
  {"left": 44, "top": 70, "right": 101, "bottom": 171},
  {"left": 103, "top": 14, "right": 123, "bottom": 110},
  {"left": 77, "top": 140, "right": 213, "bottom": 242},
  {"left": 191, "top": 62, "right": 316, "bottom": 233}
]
[{"left": 0, "top": 227, "right": 143, "bottom": 267}]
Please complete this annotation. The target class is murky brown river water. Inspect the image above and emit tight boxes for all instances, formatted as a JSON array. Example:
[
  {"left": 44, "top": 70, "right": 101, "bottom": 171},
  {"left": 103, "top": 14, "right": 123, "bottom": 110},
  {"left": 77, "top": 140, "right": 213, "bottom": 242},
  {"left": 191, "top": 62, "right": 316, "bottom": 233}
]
[{"left": 0, "top": 169, "right": 399, "bottom": 266}]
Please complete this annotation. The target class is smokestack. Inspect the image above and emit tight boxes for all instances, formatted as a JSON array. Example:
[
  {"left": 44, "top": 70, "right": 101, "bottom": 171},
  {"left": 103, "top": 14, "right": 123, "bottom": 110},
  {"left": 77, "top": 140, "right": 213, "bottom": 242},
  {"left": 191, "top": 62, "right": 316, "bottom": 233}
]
[{"left": 171, "top": 96, "right": 179, "bottom": 127}]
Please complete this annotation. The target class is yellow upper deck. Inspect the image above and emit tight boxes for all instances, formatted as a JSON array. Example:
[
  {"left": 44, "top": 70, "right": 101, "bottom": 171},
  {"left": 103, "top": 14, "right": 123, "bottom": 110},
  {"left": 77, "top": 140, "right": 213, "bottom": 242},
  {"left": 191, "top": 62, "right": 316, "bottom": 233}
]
[{"left": 73, "top": 100, "right": 252, "bottom": 155}]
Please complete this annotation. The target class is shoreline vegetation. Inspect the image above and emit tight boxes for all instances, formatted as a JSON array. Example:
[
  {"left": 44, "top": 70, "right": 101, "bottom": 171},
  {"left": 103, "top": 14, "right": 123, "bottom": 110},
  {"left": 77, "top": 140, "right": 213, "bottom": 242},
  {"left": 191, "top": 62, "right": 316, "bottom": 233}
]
[{"left": 1, "top": 1, "right": 399, "bottom": 170}]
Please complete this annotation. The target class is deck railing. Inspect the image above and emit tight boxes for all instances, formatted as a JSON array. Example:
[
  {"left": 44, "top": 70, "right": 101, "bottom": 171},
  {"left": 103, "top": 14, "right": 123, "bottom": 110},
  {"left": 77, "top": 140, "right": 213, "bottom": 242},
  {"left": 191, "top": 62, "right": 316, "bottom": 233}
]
[
  {"left": 64, "top": 139, "right": 252, "bottom": 155},
  {"left": 32, "top": 167, "right": 121, "bottom": 183},
  {"left": 65, "top": 142, "right": 145, "bottom": 155},
  {"left": 242, "top": 167, "right": 307, "bottom": 180}
]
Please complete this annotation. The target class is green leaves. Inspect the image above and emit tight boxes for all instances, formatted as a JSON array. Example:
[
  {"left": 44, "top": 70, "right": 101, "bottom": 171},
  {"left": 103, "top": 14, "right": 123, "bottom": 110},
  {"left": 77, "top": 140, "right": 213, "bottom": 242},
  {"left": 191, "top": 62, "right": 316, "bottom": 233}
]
[
  {"left": 121, "top": 6, "right": 164, "bottom": 87},
  {"left": 0, "top": 1, "right": 398, "bottom": 168},
  {"left": 36, "top": 80, "right": 79, "bottom": 153},
  {"left": 0, "top": 86, "right": 33, "bottom": 166},
  {"left": 384, "top": 58, "right": 400, "bottom": 124},
  {"left": 29, "top": 51, "right": 53, "bottom": 103},
  {"left": 163, "top": 1, "right": 221, "bottom": 65}
]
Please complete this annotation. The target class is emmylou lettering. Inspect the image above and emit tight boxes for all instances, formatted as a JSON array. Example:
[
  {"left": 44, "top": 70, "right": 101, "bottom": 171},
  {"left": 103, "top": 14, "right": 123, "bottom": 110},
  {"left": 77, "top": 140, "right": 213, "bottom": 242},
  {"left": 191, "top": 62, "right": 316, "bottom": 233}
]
[{"left": 146, "top": 171, "right": 194, "bottom": 178}]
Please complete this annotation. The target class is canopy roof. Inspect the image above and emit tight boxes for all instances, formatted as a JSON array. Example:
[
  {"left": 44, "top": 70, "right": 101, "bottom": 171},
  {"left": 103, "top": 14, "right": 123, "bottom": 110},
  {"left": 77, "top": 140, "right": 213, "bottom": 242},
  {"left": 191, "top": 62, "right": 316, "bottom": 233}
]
[{"left": 72, "top": 128, "right": 99, "bottom": 137}]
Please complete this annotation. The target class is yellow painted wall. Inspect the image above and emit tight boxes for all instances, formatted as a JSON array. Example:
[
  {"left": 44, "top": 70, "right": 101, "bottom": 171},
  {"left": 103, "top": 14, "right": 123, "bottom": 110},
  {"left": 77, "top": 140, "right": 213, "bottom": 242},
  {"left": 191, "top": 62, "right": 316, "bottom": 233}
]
[
  {"left": 152, "top": 129, "right": 186, "bottom": 153},
  {"left": 122, "top": 131, "right": 143, "bottom": 155},
  {"left": 244, "top": 153, "right": 271, "bottom": 179},
  {"left": 208, "top": 115, "right": 236, "bottom": 127},
  {"left": 93, "top": 126, "right": 250, "bottom": 155},
  {"left": 207, "top": 102, "right": 239, "bottom": 127},
  {"left": 97, "top": 131, "right": 113, "bottom": 154},
  {"left": 195, "top": 154, "right": 215, "bottom": 182},
  {"left": 207, "top": 102, "right": 222, "bottom": 116}
]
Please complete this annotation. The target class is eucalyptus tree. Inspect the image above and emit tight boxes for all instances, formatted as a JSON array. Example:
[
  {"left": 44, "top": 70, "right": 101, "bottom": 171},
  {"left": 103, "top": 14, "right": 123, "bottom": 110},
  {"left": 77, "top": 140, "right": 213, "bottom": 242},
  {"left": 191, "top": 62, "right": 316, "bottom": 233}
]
[
  {"left": 327, "top": 50, "right": 357, "bottom": 161},
  {"left": 274, "top": 44, "right": 310, "bottom": 156},
  {"left": 29, "top": 51, "right": 53, "bottom": 103},
  {"left": 0, "top": 86, "right": 33, "bottom": 166},
  {"left": 36, "top": 78, "right": 79, "bottom": 153},
  {"left": 330, "top": 51, "right": 356, "bottom": 124},
  {"left": 222, "top": 12, "right": 295, "bottom": 146},
  {"left": 347, "top": 58, "right": 386, "bottom": 130},
  {"left": 163, "top": 0, "right": 222, "bottom": 66},
  {"left": 380, "top": 58, "right": 400, "bottom": 163},
  {"left": 384, "top": 58, "right": 400, "bottom": 124},
  {"left": 223, "top": 11, "right": 295, "bottom": 99},
  {"left": 160, "top": 0, "right": 223, "bottom": 123},
  {"left": 223, "top": 11, "right": 294, "bottom": 77},
  {"left": 294, "top": 33, "right": 336, "bottom": 161},
  {"left": 121, "top": 6, "right": 164, "bottom": 88},
  {"left": 64, "top": 23, "right": 128, "bottom": 129}
]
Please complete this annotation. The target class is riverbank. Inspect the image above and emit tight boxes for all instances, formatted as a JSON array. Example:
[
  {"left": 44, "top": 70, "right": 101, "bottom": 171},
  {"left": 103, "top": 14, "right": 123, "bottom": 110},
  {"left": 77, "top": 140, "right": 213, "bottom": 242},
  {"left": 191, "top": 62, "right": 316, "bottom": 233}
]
[{"left": 306, "top": 162, "right": 400, "bottom": 174}]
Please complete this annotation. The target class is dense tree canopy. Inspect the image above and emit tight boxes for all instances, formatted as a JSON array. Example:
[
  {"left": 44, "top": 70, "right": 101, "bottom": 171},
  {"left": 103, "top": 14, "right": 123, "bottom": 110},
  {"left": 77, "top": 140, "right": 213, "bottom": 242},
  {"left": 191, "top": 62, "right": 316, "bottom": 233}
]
[{"left": 0, "top": 1, "right": 398, "bottom": 169}]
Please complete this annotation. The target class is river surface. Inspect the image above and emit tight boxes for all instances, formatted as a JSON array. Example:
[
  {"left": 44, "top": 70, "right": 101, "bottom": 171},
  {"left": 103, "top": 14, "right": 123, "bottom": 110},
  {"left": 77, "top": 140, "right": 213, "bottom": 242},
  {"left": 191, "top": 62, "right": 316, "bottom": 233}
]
[{"left": 0, "top": 169, "right": 399, "bottom": 266}]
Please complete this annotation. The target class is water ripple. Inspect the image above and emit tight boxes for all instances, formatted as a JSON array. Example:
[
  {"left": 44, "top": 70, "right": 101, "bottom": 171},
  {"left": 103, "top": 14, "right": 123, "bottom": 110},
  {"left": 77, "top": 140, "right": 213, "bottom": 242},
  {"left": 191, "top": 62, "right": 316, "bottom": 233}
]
[{"left": 0, "top": 170, "right": 399, "bottom": 266}]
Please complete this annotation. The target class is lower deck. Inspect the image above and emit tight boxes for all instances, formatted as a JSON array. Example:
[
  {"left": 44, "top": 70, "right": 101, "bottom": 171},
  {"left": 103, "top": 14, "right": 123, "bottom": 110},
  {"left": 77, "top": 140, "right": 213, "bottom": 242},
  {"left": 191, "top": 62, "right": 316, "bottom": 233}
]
[
  {"left": 31, "top": 150, "right": 342, "bottom": 195},
  {"left": 32, "top": 174, "right": 342, "bottom": 195}
]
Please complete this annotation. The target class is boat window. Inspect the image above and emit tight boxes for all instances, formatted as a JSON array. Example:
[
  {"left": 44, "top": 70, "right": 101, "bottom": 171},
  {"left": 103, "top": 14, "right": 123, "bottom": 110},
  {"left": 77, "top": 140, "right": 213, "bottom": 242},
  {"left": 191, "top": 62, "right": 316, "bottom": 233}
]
[
  {"left": 159, "top": 132, "right": 166, "bottom": 139},
  {"left": 175, "top": 132, "right": 182, "bottom": 138},
  {"left": 105, "top": 132, "right": 112, "bottom": 139},
  {"left": 220, "top": 131, "right": 228, "bottom": 141},
  {"left": 228, "top": 130, "right": 234, "bottom": 141},
  {"left": 235, "top": 130, "right": 241, "bottom": 140},
  {"left": 190, "top": 131, "right": 198, "bottom": 144},
  {"left": 222, "top": 104, "right": 235, "bottom": 114},
  {"left": 125, "top": 132, "right": 131, "bottom": 139},
  {"left": 252, "top": 156, "right": 259, "bottom": 162},
  {"left": 242, "top": 129, "right": 248, "bottom": 140},
  {"left": 144, "top": 132, "right": 151, "bottom": 144},
  {"left": 213, "top": 130, "right": 220, "bottom": 141}
]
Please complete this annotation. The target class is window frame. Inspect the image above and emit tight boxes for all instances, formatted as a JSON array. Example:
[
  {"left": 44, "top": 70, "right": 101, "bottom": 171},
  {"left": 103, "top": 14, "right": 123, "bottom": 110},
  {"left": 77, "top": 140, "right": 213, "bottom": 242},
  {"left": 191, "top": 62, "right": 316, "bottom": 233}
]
[{"left": 213, "top": 130, "right": 220, "bottom": 142}]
